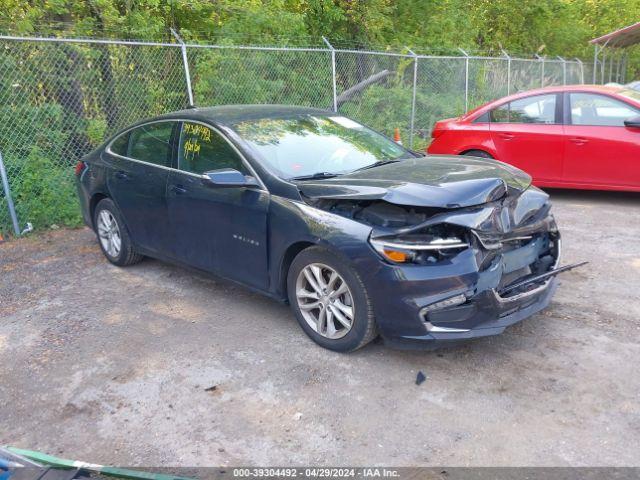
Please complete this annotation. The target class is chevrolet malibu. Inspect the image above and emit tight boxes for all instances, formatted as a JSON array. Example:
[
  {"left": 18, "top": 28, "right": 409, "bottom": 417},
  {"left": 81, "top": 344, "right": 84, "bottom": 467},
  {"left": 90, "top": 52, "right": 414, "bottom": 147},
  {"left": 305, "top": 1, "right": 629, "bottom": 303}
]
[{"left": 76, "top": 105, "right": 572, "bottom": 352}]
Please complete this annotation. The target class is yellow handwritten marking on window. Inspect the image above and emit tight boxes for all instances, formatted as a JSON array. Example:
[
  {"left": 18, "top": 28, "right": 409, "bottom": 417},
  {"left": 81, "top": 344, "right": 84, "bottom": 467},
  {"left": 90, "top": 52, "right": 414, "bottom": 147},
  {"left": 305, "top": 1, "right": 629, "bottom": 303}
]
[
  {"left": 183, "top": 123, "right": 211, "bottom": 142},
  {"left": 183, "top": 138, "right": 201, "bottom": 156}
]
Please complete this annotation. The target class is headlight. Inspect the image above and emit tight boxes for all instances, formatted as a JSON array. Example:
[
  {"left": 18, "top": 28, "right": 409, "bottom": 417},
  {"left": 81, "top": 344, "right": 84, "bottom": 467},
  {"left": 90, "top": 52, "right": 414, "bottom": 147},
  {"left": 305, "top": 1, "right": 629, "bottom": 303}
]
[{"left": 369, "top": 225, "right": 469, "bottom": 264}]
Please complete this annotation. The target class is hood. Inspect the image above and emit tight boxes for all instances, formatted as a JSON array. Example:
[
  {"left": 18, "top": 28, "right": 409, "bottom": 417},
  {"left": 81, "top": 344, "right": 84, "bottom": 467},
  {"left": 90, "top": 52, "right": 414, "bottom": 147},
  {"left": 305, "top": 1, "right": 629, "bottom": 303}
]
[{"left": 296, "top": 155, "right": 532, "bottom": 209}]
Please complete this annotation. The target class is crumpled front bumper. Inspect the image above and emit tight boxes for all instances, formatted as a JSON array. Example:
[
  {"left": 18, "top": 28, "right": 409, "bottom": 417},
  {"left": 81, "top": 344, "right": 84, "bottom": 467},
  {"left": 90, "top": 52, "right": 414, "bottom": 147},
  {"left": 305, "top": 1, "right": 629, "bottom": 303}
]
[
  {"left": 397, "top": 276, "right": 558, "bottom": 348},
  {"left": 360, "top": 230, "right": 562, "bottom": 350}
]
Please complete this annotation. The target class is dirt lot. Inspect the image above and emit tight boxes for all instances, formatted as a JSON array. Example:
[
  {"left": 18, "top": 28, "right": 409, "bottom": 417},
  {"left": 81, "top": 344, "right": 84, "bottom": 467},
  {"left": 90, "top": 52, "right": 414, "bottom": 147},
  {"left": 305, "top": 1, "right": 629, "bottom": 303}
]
[{"left": 1, "top": 189, "right": 639, "bottom": 467}]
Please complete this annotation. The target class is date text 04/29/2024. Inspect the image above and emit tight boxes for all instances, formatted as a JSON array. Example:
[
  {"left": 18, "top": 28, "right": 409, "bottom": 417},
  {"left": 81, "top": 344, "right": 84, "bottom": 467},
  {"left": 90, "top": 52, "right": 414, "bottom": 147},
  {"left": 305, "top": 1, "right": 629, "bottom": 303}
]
[{"left": 232, "top": 468, "right": 400, "bottom": 478}]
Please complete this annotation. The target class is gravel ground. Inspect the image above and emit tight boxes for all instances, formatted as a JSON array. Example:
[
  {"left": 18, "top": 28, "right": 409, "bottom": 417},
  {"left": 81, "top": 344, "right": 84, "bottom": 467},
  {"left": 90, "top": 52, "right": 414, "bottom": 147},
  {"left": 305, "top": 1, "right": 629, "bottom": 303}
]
[{"left": 1, "top": 189, "right": 639, "bottom": 467}]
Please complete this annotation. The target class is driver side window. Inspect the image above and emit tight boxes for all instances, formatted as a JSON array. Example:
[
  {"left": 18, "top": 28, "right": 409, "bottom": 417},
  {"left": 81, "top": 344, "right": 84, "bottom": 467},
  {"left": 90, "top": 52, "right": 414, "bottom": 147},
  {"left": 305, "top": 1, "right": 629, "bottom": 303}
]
[
  {"left": 569, "top": 93, "right": 640, "bottom": 127},
  {"left": 178, "top": 122, "right": 247, "bottom": 175}
]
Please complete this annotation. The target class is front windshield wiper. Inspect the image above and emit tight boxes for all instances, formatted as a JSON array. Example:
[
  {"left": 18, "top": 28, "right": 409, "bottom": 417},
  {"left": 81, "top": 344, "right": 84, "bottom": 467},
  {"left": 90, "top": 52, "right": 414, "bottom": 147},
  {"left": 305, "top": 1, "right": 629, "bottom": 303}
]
[
  {"left": 351, "top": 159, "right": 402, "bottom": 173},
  {"left": 289, "top": 172, "right": 339, "bottom": 181}
]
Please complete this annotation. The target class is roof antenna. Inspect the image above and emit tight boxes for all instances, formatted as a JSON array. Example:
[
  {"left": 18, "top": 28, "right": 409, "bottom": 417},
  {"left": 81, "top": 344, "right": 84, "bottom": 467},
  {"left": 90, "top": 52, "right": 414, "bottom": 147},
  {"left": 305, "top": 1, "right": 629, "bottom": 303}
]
[{"left": 171, "top": 28, "right": 195, "bottom": 108}]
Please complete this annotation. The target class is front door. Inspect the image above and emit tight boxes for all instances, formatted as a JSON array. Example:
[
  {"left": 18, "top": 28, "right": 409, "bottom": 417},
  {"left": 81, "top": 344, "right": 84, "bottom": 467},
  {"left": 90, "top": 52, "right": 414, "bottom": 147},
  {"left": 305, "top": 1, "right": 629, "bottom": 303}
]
[
  {"left": 166, "top": 121, "right": 270, "bottom": 290},
  {"left": 105, "top": 121, "right": 176, "bottom": 255},
  {"left": 563, "top": 92, "right": 640, "bottom": 188},
  {"left": 489, "top": 93, "right": 564, "bottom": 183}
]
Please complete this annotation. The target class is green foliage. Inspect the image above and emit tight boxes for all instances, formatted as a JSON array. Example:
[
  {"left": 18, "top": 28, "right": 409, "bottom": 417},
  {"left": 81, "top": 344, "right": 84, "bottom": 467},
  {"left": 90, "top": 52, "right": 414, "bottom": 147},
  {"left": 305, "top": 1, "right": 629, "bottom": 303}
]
[
  {"left": 86, "top": 118, "right": 108, "bottom": 146},
  {"left": 0, "top": 96, "right": 82, "bottom": 231},
  {"left": 0, "top": 0, "right": 638, "bottom": 233},
  {"left": 192, "top": 48, "right": 332, "bottom": 107},
  {"left": 10, "top": 147, "right": 82, "bottom": 229},
  {"left": 1, "top": 0, "right": 638, "bottom": 58},
  {"left": 0, "top": 39, "right": 187, "bottom": 233}
]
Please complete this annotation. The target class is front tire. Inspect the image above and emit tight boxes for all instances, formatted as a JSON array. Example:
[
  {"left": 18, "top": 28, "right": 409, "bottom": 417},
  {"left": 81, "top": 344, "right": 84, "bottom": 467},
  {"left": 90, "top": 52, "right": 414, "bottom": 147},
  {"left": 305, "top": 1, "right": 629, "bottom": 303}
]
[
  {"left": 287, "top": 246, "right": 377, "bottom": 352},
  {"left": 93, "top": 198, "right": 143, "bottom": 267}
]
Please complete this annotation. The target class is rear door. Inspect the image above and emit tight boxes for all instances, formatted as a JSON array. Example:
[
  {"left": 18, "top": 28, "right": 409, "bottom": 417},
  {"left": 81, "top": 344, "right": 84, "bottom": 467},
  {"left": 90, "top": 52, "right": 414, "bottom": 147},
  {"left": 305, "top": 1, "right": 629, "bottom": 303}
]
[
  {"left": 104, "top": 121, "right": 176, "bottom": 255},
  {"left": 167, "top": 121, "right": 270, "bottom": 290},
  {"left": 563, "top": 92, "right": 640, "bottom": 187},
  {"left": 489, "top": 93, "right": 564, "bottom": 182}
]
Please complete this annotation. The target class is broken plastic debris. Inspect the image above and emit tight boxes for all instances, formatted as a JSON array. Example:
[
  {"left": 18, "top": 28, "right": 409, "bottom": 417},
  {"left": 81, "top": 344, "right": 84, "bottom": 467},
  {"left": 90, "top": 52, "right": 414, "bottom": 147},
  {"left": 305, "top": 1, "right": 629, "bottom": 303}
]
[{"left": 416, "top": 371, "right": 426, "bottom": 385}]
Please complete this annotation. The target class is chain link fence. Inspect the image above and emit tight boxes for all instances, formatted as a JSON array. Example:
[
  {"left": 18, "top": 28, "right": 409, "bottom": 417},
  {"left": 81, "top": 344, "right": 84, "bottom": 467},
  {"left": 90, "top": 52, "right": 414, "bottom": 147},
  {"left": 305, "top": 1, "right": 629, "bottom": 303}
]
[
  {"left": 0, "top": 34, "right": 594, "bottom": 236},
  {"left": 0, "top": 37, "right": 188, "bottom": 235}
]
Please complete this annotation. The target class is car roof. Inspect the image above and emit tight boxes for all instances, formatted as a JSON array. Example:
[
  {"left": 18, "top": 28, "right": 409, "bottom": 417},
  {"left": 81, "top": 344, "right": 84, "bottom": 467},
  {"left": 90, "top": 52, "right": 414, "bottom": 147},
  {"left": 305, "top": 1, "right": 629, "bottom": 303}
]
[
  {"left": 505, "top": 84, "right": 627, "bottom": 98},
  {"left": 463, "top": 84, "right": 638, "bottom": 119},
  {"left": 153, "top": 104, "right": 333, "bottom": 126}
]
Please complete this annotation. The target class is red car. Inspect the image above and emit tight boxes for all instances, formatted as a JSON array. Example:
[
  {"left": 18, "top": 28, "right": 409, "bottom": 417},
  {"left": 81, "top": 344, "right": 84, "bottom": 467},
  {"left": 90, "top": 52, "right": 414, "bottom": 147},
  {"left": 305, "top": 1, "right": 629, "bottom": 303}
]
[{"left": 427, "top": 85, "right": 640, "bottom": 191}]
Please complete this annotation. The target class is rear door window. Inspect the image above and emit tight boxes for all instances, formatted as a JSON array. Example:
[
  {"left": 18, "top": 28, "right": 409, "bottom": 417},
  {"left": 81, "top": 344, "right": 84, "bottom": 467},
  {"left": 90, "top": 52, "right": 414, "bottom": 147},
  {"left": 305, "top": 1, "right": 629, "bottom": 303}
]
[
  {"left": 177, "top": 122, "right": 247, "bottom": 175},
  {"left": 110, "top": 132, "right": 129, "bottom": 156},
  {"left": 473, "top": 111, "right": 490, "bottom": 123},
  {"left": 490, "top": 94, "right": 557, "bottom": 124},
  {"left": 126, "top": 122, "right": 174, "bottom": 167}
]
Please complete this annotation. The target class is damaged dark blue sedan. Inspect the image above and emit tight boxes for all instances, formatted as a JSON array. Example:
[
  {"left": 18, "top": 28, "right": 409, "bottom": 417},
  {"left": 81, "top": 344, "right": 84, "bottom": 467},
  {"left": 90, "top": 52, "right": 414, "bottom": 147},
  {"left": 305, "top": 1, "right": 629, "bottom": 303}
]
[{"left": 76, "top": 105, "right": 576, "bottom": 352}]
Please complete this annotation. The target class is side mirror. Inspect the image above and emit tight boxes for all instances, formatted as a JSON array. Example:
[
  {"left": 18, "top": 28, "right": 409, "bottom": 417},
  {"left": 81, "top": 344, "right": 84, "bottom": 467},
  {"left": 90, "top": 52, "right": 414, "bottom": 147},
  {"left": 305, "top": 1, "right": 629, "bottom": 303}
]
[
  {"left": 624, "top": 115, "right": 640, "bottom": 129},
  {"left": 203, "top": 168, "right": 259, "bottom": 188}
]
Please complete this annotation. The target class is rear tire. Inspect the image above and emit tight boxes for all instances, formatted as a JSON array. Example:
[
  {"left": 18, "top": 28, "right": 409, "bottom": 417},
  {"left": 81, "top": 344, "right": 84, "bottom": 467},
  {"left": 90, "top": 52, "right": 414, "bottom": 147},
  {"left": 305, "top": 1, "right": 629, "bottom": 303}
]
[
  {"left": 93, "top": 198, "right": 143, "bottom": 267},
  {"left": 287, "top": 246, "right": 377, "bottom": 352},
  {"left": 462, "top": 149, "right": 493, "bottom": 159}
]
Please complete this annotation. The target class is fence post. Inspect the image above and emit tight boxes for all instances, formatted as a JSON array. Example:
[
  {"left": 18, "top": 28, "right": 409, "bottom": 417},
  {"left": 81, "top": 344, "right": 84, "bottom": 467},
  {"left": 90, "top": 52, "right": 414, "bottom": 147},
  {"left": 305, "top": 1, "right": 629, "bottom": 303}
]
[
  {"left": 609, "top": 51, "right": 614, "bottom": 83},
  {"left": 599, "top": 38, "right": 611, "bottom": 84},
  {"left": 501, "top": 49, "right": 511, "bottom": 95},
  {"left": 406, "top": 48, "right": 418, "bottom": 149},
  {"left": 171, "top": 28, "right": 194, "bottom": 107},
  {"left": 459, "top": 48, "right": 470, "bottom": 112},
  {"left": 557, "top": 56, "right": 567, "bottom": 85},
  {"left": 535, "top": 54, "right": 544, "bottom": 87},
  {"left": 593, "top": 45, "right": 598, "bottom": 83},
  {"left": 620, "top": 53, "right": 628, "bottom": 83},
  {"left": 322, "top": 37, "right": 337, "bottom": 112},
  {"left": 575, "top": 58, "right": 584, "bottom": 84},
  {"left": 0, "top": 151, "right": 20, "bottom": 236}
]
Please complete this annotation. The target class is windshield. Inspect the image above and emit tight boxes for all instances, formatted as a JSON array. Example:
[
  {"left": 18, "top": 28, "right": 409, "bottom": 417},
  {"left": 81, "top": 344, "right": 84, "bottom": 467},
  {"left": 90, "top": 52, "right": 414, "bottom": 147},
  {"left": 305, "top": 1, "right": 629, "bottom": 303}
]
[{"left": 232, "top": 114, "right": 410, "bottom": 179}]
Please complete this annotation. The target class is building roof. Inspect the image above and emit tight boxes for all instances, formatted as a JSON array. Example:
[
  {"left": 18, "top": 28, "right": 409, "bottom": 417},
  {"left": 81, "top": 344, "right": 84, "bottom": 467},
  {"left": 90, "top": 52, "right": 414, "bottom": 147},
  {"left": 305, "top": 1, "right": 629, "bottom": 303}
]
[{"left": 591, "top": 21, "right": 640, "bottom": 48}]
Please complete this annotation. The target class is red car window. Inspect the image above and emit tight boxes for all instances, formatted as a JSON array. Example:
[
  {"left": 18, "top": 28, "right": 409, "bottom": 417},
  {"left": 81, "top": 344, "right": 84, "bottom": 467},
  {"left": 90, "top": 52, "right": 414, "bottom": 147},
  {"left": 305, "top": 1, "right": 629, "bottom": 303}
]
[
  {"left": 569, "top": 93, "right": 640, "bottom": 127},
  {"left": 489, "top": 94, "right": 557, "bottom": 124}
]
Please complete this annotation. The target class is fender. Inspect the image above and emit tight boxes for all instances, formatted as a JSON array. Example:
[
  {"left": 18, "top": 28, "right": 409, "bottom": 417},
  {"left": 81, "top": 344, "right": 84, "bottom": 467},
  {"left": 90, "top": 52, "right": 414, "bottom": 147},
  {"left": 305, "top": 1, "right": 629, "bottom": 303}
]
[{"left": 267, "top": 196, "right": 373, "bottom": 299}]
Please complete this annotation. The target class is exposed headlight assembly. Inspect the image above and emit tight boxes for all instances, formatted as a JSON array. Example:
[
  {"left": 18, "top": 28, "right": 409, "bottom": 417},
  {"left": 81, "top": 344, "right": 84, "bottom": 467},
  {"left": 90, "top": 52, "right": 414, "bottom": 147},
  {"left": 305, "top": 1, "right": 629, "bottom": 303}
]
[{"left": 369, "top": 225, "right": 469, "bottom": 264}]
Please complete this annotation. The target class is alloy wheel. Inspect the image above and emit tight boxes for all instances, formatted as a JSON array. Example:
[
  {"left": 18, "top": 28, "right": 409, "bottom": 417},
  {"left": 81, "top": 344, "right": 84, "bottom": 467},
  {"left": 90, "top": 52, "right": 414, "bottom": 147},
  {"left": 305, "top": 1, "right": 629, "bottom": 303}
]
[
  {"left": 295, "top": 263, "right": 355, "bottom": 339},
  {"left": 97, "top": 209, "right": 122, "bottom": 258}
]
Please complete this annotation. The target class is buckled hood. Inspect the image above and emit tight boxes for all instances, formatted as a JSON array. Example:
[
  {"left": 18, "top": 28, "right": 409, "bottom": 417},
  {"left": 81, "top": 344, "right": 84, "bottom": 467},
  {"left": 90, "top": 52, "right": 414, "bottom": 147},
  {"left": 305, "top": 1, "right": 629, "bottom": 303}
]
[{"left": 296, "top": 155, "right": 532, "bottom": 209}]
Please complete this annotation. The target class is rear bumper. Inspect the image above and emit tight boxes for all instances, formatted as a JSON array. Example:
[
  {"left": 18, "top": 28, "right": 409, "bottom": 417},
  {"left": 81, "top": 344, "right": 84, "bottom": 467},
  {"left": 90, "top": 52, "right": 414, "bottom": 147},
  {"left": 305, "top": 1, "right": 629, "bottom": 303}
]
[{"left": 75, "top": 176, "right": 93, "bottom": 228}]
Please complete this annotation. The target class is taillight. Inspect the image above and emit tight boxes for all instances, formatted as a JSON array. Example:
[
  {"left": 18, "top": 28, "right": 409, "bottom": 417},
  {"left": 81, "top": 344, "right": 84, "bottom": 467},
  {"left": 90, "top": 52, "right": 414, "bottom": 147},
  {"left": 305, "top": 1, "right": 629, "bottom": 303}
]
[{"left": 75, "top": 161, "right": 87, "bottom": 176}]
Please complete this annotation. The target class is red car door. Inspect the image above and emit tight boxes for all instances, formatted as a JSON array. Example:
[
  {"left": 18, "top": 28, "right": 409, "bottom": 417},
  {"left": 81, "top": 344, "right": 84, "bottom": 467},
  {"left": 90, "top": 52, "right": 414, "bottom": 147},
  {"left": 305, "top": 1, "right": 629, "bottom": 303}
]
[
  {"left": 489, "top": 93, "right": 564, "bottom": 183},
  {"left": 563, "top": 92, "right": 640, "bottom": 189}
]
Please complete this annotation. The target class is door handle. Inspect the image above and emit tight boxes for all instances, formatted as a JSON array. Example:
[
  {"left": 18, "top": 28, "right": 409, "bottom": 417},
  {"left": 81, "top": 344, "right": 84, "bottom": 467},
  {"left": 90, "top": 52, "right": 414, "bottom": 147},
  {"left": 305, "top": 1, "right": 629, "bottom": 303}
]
[
  {"left": 170, "top": 184, "right": 187, "bottom": 195},
  {"left": 498, "top": 133, "right": 515, "bottom": 140},
  {"left": 114, "top": 170, "right": 129, "bottom": 180},
  {"left": 570, "top": 137, "right": 589, "bottom": 146}
]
